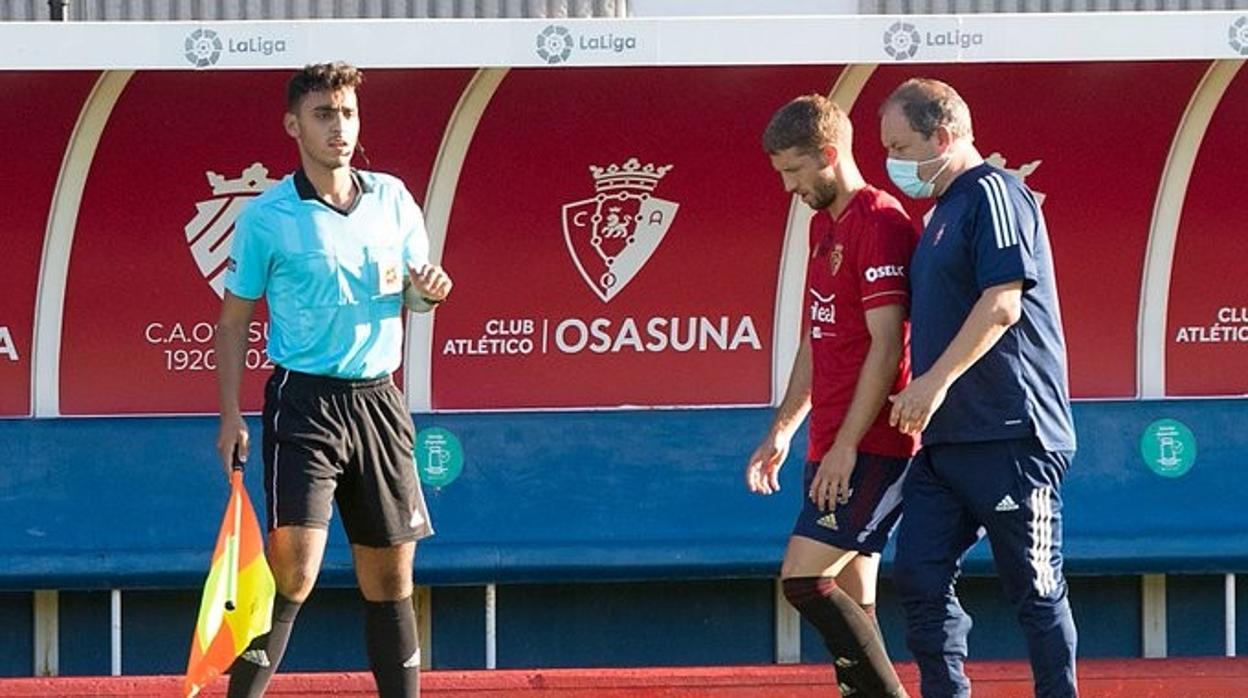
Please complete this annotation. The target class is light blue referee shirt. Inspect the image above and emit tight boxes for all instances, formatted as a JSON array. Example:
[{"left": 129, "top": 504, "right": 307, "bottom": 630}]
[{"left": 225, "top": 169, "right": 431, "bottom": 379}]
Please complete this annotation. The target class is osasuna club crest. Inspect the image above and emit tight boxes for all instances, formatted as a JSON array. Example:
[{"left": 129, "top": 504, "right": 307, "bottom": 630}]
[
  {"left": 829, "top": 242, "right": 844, "bottom": 276},
  {"left": 184, "top": 163, "right": 278, "bottom": 298},
  {"left": 562, "top": 157, "right": 679, "bottom": 303}
]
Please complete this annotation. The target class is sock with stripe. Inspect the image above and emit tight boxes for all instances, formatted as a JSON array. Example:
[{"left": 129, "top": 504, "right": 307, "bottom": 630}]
[
  {"left": 782, "top": 577, "right": 908, "bottom": 697},
  {"left": 365, "top": 596, "right": 421, "bottom": 698},
  {"left": 227, "top": 593, "right": 302, "bottom": 698}
]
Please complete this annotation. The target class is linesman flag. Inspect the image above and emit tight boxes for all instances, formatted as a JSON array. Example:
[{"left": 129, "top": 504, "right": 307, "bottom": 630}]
[{"left": 184, "top": 466, "right": 276, "bottom": 697}]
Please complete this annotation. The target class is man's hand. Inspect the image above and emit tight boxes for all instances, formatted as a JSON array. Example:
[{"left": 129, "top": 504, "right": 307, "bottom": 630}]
[
  {"left": 889, "top": 373, "right": 949, "bottom": 436},
  {"left": 810, "top": 441, "right": 857, "bottom": 512},
  {"left": 746, "top": 431, "right": 792, "bottom": 495},
  {"left": 409, "top": 263, "right": 453, "bottom": 303},
  {"left": 216, "top": 414, "right": 249, "bottom": 478}
]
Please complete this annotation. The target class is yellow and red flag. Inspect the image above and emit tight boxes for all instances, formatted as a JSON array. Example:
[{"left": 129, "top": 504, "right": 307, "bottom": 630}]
[{"left": 184, "top": 469, "right": 276, "bottom": 697}]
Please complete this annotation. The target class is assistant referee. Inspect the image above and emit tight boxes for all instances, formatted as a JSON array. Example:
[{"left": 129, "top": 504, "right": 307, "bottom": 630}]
[{"left": 214, "top": 62, "right": 451, "bottom": 698}]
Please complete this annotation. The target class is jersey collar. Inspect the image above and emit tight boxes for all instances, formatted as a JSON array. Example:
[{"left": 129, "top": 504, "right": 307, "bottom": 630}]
[
  {"left": 294, "top": 168, "right": 373, "bottom": 216},
  {"left": 939, "top": 162, "right": 994, "bottom": 201}
]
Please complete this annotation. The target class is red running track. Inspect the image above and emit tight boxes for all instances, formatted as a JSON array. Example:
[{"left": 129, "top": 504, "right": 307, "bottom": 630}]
[{"left": 1, "top": 659, "right": 1245, "bottom": 697}]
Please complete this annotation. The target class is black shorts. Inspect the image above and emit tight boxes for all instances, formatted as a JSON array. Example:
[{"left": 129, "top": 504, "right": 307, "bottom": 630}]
[{"left": 261, "top": 366, "right": 433, "bottom": 547}]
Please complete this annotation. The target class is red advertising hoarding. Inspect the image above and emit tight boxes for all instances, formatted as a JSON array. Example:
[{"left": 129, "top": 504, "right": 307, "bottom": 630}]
[
  {"left": 4, "top": 72, "right": 100, "bottom": 417},
  {"left": 1167, "top": 67, "right": 1248, "bottom": 397},
  {"left": 58, "top": 69, "right": 470, "bottom": 414},
  {"left": 430, "top": 66, "right": 842, "bottom": 409},
  {"left": 7, "top": 58, "right": 1241, "bottom": 415}
]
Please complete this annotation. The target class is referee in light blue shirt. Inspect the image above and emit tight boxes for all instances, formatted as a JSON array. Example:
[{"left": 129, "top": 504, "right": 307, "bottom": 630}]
[
  {"left": 214, "top": 62, "right": 451, "bottom": 698},
  {"left": 879, "top": 79, "right": 1078, "bottom": 698}
]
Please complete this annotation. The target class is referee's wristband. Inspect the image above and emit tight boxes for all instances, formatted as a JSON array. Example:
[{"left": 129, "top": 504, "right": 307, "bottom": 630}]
[{"left": 403, "top": 287, "right": 443, "bottom": 312}]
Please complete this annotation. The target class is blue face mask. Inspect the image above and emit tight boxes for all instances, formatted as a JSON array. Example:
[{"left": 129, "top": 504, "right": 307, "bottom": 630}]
[{"left": 886, "top": 153, "right": 950, "bottom": 199}]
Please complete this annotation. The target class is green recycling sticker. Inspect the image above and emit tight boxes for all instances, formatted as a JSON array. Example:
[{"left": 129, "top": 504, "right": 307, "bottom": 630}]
[
  {"left": 414, "top": 427, "right": 464, "bottom": 488},
  {"left": 1140, "top": 418, "right": 1197, "bottom": 478}
]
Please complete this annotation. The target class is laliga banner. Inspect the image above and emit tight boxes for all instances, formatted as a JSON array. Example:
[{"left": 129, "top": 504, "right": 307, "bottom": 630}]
[{"left": 7, "top": 58, "right": 1248, "bottom": 415}]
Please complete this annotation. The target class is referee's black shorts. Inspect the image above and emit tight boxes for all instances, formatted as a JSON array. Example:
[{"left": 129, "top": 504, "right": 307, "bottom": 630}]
[{"left": 261, "top": 366, "right": 433, "bottom": 547}]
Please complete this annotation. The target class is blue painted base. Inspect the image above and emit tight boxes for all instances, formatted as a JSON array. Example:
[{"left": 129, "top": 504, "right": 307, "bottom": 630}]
[{"left": 18, "top": 575, "right": 1226, "bottom": 676}]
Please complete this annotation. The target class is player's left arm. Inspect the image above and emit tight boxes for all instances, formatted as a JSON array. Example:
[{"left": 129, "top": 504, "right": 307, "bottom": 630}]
[
  {"left": 811, "top": 303, "right": 906, "bottom": 510},
  {"left": 809, "top": 208, "right": 914, "bottom": 511}
]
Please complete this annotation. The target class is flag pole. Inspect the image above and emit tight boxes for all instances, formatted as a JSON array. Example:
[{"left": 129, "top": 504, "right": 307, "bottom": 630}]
[{"left": 224, "top": 452, "right": 244, "bottom": 611}]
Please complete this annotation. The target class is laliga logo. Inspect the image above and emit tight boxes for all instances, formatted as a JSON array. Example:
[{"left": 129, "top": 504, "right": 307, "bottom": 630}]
[
  {"left": 883, "top": 22, "right": 920, "bottom": 61},
  {"left": 1231, "top": 17, "right": 1248, "bottom": 55},
  {"left": 184, "top": 163, "right": 278, "bottom": 298},
  {"left": 537, "top": 25, "right": 574, "bottom": 64},
  {"left": 184, "top": 28, "right": 288, "bottom": 67},
  {"left": 884, "top": 21, "right": 984, "bottom": 60},
  {"left": 185, "top": 29, "right": 223, "bottom": 68},
  {"left": 562, "top": 157, "right": 679, "bottom": 303},
  {"left": 536, "top": 23, "right": 638, "bottom": 64}
]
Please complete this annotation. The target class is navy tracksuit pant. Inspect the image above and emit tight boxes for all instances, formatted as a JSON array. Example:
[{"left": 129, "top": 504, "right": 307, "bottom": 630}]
[{"left": 893, "top": 437, "right": 1078, "bottom": 697}]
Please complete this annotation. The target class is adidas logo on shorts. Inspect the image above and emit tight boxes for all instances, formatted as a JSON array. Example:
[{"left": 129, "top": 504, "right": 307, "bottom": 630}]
[
  {"left": 816, "top": 513, "right": 839, "bottom": 531},
  {"left": 995, "top": 494, "right": 1020, "bottom": 512}
]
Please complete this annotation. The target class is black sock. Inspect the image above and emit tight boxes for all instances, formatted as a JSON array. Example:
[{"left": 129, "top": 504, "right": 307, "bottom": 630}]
[
  {"left": 227, "top": 594, "right": 302, "bottom": 698},
  {"left": 782, "top": 577, "right": 907, "bottom": 698},
  {"left": 365, "top": 597, "right": 420, "bottom": 698}
]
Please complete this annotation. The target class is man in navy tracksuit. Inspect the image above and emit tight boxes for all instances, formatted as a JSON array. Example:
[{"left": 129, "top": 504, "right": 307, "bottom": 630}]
[{"left": 878, "top": 78, "right": 1078, "bottom": 697}]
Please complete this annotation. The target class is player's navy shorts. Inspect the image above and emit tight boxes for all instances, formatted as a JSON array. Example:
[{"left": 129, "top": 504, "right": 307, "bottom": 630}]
[
  {"left": 792, "top": 451, "right": 910, "bottom": 553},
  {"left": 261, "top": 366, "right": 433, "bottom": 547}
]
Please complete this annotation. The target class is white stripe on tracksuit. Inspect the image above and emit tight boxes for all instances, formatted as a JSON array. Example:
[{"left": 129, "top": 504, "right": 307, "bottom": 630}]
[
  {"left": 1029, "top": 485, "right": 1057, "bottom": 597},
  {"left": 979, "top": 173, "right": 1019, "bottom": 250}
]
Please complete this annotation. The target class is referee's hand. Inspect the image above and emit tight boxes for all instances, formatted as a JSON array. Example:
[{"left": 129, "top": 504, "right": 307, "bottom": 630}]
[
  {"left": 409, "top": 263, "right": 453, "bottom": 303},
  {"left": 216, "top": 415, "right": 250, "bottom": 478}
]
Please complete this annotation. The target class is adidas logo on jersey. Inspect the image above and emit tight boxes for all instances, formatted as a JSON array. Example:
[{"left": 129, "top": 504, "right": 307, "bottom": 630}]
[{"left": 995, "top": 494, "right": 1020, "bottom": 512}]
